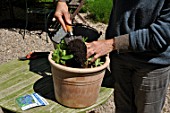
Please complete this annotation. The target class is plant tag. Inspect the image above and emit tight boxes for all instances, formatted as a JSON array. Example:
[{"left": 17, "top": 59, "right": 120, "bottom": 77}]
[{"left": 16, "top": 93, "right": 49, "bottom": 110}]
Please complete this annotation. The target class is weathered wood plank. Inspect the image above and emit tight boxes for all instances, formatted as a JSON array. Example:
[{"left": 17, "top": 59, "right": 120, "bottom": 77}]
[
  {"left": 0, "top": 58, "right": 114, "bottom": 113},
  {"left": 0, "top": 60, "right": 29, "bottom": 74},
  {"left": 0, "top": 70, "right": 36, "bottom": 91},
  {"left": 0, "top": 75, "right": 40, "bottom": 98},
  {"left": 0, "top": 60, "right": 29, "bottom": 82},
  {"left": 0, "top": 84, "right": 33, "bottom": 102}
]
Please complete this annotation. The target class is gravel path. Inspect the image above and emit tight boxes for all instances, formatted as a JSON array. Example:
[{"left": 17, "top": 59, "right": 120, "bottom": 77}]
[{"left": 0, "top": 11, "right": 169, "bottom": 113}]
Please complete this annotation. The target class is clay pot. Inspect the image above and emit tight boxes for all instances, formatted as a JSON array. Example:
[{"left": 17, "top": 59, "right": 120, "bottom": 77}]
[{"left": 48, "top": 52, "right": 110, "bottom": 108}]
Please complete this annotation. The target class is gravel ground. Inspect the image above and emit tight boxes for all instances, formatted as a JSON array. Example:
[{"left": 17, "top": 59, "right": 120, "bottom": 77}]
[{"left": 0, "top": 7, "right": 169, "bottom": 113}]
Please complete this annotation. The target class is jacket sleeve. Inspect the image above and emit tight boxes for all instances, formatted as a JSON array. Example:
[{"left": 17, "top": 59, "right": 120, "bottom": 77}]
[{"left": 129, "top": 0, "right": 170, "bottom": 52}]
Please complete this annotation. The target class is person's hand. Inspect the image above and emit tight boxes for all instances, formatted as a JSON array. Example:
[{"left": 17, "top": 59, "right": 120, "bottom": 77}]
[
  {"left": 86, "top": 39, "right": 115, "bottom": 62},
  {"left": 54, "top": 1, "right": 72, "bottom": 31}
]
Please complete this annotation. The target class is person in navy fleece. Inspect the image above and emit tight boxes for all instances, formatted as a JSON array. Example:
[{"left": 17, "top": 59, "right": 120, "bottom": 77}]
[{"left": 54, "top": 0, "right": 170, "bottom": 113}]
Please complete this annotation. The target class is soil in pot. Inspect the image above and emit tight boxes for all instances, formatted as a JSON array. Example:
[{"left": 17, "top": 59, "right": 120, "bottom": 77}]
[{"left": 67, "top": 38, "right": 87, "bottom": 68}]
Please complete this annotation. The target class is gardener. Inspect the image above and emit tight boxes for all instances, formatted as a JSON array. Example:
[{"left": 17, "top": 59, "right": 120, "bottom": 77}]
[{"left": 54, "top": 0, "right": 170, "bottom": 113}]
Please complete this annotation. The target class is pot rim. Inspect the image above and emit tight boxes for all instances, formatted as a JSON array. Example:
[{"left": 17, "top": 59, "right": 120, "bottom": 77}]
[{"left": 48, "top": 51, "right": 110, "bottom": 73}]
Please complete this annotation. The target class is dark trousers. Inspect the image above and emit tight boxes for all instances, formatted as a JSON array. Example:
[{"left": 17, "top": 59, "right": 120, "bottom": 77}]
[{"left": 104, "top": 52, "right": 170, "bottom": 113}]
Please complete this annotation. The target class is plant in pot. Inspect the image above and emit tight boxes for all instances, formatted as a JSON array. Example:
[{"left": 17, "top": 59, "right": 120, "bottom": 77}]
[{"left": 48, "top": 25, "right": 110, "bottom": 108}]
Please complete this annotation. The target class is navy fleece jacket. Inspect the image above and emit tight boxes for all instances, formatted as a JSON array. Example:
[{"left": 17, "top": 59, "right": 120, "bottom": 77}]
[{"left": 106, "top": 0, "right": 170, "bottom": 65}]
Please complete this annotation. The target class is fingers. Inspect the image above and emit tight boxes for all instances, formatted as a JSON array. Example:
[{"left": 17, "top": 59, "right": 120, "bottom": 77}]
[
  {"left": 86, "top": 43, "right": 94, "bottom": 58},
  {"left": 86, "top": 42, "right": 101, "bottom": 62},
  {"left": 90, "top": 54, "right": 100, "bottom": 63},
  {"left": 54, "top": 2, "right": 71, "bottom": 32},
  {"left": 57, "top": 14, "right": 67, "bottom": 31},
  {"left": 64, "top": 12, "right": 72, "bottom": 26},
  {"left": 61, "top": 12, "right": 72, "bottom": 31},
  {"left": 86, "top": 49, "right": 95, "bottom": 58},
  {"left": 54, "top": 12, "right": 71, "bottom": 31},
  {"left": 87, "top": 50, "right": 101, "bottom": 63}
]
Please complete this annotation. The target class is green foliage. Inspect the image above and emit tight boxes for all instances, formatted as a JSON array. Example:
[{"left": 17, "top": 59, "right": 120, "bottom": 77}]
[
  {"left": 86, "top": 56, "right": 104, "bottom": 68},
  {"left": 52, "top": 38, "right": 104, "bottom": 68},
  {"left": 52, "top": 40, "right": 74, "bottom": 65},
  {"left": 82, "top": 0, "right": 113, "bottom": 24}
]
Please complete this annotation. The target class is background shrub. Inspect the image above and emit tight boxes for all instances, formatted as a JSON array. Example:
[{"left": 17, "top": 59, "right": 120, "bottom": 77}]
[{"left": 81, "top": 0, "right": 113, "bottom": 24}]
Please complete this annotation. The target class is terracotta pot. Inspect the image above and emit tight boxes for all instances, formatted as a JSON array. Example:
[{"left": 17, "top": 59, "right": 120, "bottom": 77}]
[{"left": 48, "top": 52, "right": 110, "bottom": 108}]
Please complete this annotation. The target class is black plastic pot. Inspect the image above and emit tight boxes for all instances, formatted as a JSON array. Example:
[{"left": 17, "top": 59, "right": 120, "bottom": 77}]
[
  {"left": 72, "top": 24, "right": 102, "bottom": 42},
  {"left": 49, "top": 24, "right": 102, "bottom": 45},
  {"left": 47, "top": 11, "right": 102, "bottom": 45}
]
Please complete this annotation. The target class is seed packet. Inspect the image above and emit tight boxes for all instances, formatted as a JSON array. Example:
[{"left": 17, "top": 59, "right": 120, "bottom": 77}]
[{"left": 16, "top": 92, "right": 49, "bottom": 110}]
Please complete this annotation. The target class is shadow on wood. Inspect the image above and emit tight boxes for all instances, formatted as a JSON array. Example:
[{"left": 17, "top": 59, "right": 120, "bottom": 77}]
[
  {"left": 33, "top": 76, "right": 56, "bottom": 102},
  {"left": 28, "top": 58, "right": 58, "bottom": 102}
]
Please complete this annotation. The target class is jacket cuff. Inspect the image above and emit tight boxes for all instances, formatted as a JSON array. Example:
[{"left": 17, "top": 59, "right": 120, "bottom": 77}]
[{"left": 115, "top": 34, "right": 130, "bottom": 53}]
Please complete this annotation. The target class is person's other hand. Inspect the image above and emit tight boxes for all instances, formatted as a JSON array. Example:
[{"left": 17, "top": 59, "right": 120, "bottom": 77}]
[
  {"left": 54, "top": 1, "right": 72, "bottom": 31},
  {"left": 86, "top": 39, "right": 115, "bottom": 62}
]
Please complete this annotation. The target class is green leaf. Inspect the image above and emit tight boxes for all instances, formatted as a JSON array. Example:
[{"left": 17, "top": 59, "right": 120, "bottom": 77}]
[
  {"left": 61, "top": 54, "right": 74, "bottom": 60},
  {"left": 95, "top": 58, "right": 100, "bottom": 67},
  {"left": 61, "top": 50, "right": 66, "bottom": 56},
  {"left": 52, "top": 52, "right": 60, "bottom": 63},
  {"left": 53, "top": 49, "right": 59, "bottom": 54},
  {"left": 60, "top": 60, "right": 66, "bottom": 65},
  {"left": 82, "top": 37, "right": 88, "bottom": 42}
]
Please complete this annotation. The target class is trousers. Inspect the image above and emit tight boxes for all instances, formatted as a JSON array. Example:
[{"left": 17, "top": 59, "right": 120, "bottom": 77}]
[{"left": 107, "top": 52, "right": 170, "bottom": 113}]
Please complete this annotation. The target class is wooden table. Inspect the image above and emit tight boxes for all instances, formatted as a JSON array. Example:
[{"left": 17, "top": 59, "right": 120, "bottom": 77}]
[{"left": 0, "top": 57, "right": 113, "bottom": 113}]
